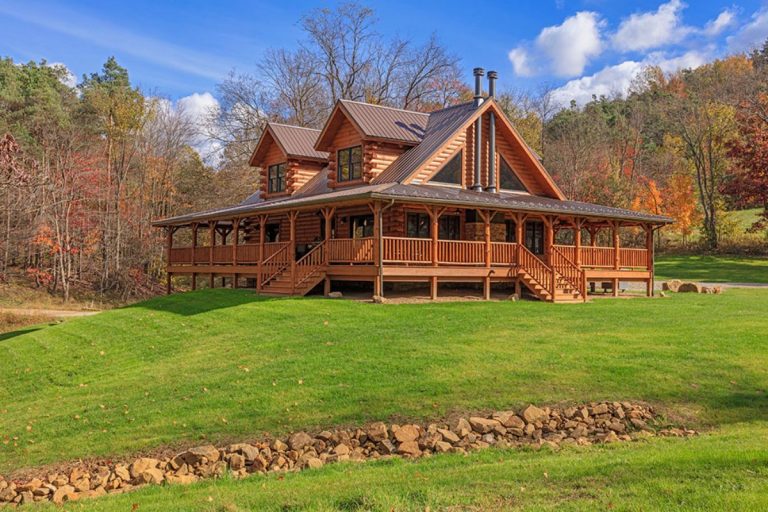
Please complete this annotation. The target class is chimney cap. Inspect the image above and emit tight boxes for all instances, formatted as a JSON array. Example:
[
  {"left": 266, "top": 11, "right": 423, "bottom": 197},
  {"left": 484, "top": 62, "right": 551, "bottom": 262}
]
[
  {"left": 487, "top": 70, "right": 498, "bottom": 79},
  {"left": 473, "top": 67, "right": 485, "bottom": 76}
]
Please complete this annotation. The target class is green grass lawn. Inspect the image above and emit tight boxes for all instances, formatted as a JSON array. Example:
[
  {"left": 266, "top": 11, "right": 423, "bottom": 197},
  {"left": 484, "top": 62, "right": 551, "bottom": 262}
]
[
  {"left": 655, "top": 254, "right": 768, "bottom": 283},
  {"left": 2, "top": 289, "right": 768, "bottom": 510}
]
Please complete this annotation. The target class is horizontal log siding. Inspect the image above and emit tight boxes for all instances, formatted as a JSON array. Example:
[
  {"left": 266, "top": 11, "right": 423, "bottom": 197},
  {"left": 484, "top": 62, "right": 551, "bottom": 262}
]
[
  {"left": 410, "top": 132, "right": 467, "bottom": 185},
  {"left": 494, "top": 118, "right": 548, "bottom": 196},
  {"left": 364, "top": 142, "right": 405, "bottom": 183},
  {"left": 327, "top": 120, "right": 363, "bottom": 189}
]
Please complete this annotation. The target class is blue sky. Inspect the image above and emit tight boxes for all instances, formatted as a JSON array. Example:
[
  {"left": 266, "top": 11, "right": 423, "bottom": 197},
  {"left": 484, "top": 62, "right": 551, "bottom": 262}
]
[{"left": 1, "top": 0, "right": 766, "bottom": 120}]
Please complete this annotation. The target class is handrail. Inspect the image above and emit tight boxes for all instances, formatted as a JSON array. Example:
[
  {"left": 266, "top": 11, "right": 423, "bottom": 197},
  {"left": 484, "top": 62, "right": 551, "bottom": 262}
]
[
  {"left": 517, "top": 244, "right": 553, "bottom": 295},
  {"left": 261, "top": 244, "right": 291, "bottom": 288},
  {"left": 294, "top": 241, "right": 325, "bottom": 287},
  {"left": 551, "top": 246, "right": 586, "bottom": 298},
  {"left": 328, "top": 238, "right": 374, "bottom": 263}
]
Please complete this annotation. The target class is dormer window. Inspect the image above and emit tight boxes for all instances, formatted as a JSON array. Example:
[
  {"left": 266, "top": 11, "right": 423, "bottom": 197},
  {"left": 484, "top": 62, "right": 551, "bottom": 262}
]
[
  {"left": 431, "top": 151, "right": 462, "bottom": 186},
  {"left": 268, "top": 163, "right": 286, "bottom": 193},
  {"left": 337, "top": 146, "right": 362, "bottom": 182},
  {"left": 499, "top": 157, "right": 527, "bottom": 192}
]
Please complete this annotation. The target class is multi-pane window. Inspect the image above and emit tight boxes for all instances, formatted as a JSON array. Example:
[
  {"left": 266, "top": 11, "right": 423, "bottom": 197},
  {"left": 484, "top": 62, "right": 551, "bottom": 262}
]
[
  {"left": 349, "top": 215, "right": 374, "bottom": 238},
  {"left": 406, "top": 213, "right": 430, "bottom": 238},
  {"left": 432, "top": 151, "right": 462, "bottom": 185},
  {"left": 505, "top": 220, "right": 517, "bottom": 243},
  {"left": 499, "top": 157, "right": 527, "bottom": 192},
  {"left": 525, "top": 221, "right": 544, "bottom": 255},
  {"left": 439, "top": 215, "right": 461, "bottom": 240},
  {"left": 337, "top": 146, "right": 363, "bottom": 182},
  {"left": 267, "top": 163, "right": 286, "bottom": 193}
]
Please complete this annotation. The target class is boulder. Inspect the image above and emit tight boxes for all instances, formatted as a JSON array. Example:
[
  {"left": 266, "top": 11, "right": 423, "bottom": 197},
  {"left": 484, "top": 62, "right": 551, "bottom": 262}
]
[
  {"left": 397, "top": 440, "right": 421, "bottom": 457},
  {"left": 434, "top": 441, "right": 453, "bottom": 453},
  {"left": 662, "top": 279, "right": 682, "bottom": 292},
  {"left": 129, "top": 458, "right": 160, "bottom": 479},
  {"left": 136, "top": 468, "right": 165, "bottom": 485},
  {"left": 51, "top": 485, "right": 77, "bottom": 505},
  {"left": 371, "top": 295, "right": 387, "bottom": 304},
  {"left": 522, "top": 405, "right": 548, "bottom": 424},
  {"left": 229, "top": 443, "right": 260, "bottom": 461},
  {"left": 165, "top": 474, "right": 198, "bottom": 485},
  {"left": 678, "top": 282, "right": 702, "bottom": 293},
  {"left": 227, "top": 453, "right": 246, "bottom": 471},
  {"left": 327, "top": 291, "right": 343, "bottom": 299},
  {"left": 437, "top": 428, "right": 460, "bottom": 443},
  {"left": 304, "top": 457, "right": 323, "bottom": 469},
  {"left": 453, "top": 418, "right": 472, "bottom": 437},
  {"left": 393, "top": 424, "right": 420, "bottom": 443},
  {"left": 184, "top": 445, "right": 220, "bottom": 464},
  {"left": 272, "top": 439, "right": 288, "bottom": 452},
  {"left": 469, "top": 417, "right": 501, "bottom": 434},
  {"left": 366, "top": 422, "right": 389, "bottom": 442},
  {"left": 288, "top": 432, "right": 314, "bottom": 451}
]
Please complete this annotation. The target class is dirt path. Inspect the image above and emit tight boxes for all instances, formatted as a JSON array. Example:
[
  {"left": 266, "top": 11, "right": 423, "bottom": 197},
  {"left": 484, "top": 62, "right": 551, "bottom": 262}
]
[{"left": 0, "top": 307, "right": 100, "bottom": 318}]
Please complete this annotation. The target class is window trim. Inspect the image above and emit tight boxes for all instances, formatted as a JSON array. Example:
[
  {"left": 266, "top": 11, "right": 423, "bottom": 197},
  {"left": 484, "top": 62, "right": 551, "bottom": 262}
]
[
  {"left": 267, "top": 162, "right": 287, "bottom": 193},
  {"left": 337, "top": 145, "right": 363, "bottom": 183}
]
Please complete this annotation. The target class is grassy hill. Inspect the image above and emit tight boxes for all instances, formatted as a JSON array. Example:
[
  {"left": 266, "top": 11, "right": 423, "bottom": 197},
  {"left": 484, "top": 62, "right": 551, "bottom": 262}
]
[{"left": 2, "top": 289, "right": 768, "bottom": 510}]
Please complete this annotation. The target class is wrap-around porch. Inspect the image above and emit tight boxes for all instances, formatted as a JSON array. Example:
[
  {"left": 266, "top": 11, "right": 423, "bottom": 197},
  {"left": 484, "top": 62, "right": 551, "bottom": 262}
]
[{"left": 163, "top": 199, "right": 656, "bottom": 303}]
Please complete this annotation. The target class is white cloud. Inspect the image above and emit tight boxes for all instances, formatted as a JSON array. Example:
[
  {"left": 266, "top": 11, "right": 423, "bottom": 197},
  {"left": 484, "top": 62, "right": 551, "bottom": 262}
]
[
  {"left": 702, "top": 9, "right": 736, "bottom": 36},
  {"left": 612, "top": 0, "right": 688, "bottom": 52},
  {"left": 727, "top": 8, "right": 768, "bottom": 52},
  {"left": 177, "top": 92, "right": 223, "bottom": 164},
  {"left": 551, "top": 50, "right": 709, "bottom": 106},
  {"left": 509, "top": 11, "right": 603, "bottom": 77},
  {"left": 45, "top": 62, "right": 77, "bottom": 88}
]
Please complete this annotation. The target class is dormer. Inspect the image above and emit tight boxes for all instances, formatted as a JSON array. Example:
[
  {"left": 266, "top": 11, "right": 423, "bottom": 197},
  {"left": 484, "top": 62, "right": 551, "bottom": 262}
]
[
  {"left": 249, "top": 123, "right": 328, "bottom": 199},
  {"left": 315, "top": 100, "right": 429, "bottom": 188}
]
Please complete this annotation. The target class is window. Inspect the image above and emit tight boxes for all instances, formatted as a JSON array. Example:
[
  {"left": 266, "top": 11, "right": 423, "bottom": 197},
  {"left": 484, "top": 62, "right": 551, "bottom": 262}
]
[
  {"left": 265, "top": 223, "right": 280, "bottom": 243},
  {"left": 406, "top": 213, "right": 460, "bottom": 239},
  {"left": 499, "top": 157, "right": 527, "bottom": 192},
  {"left": 406, "top": 212, "right": 430, "bottom": 238},
  {"left": 439, "top": 215, "right": 460, "bottom": 240},
  {"left": 431, "top": 151, "right": 462, "bottom": 185},
  {"left": 267, "top": 163, "right": 286, "bottom": 193},
  {"left": 349, "top": 215, "right": 373, "bottom": 238},
  {"left": 337, "top": 146, "right": 363, "bottom": 182},
  {"left": 525, "top": 221, "right": 544, "bottom": 255},
  {"left": 505, "top": 220, "right": 517, "bottom": 243}
]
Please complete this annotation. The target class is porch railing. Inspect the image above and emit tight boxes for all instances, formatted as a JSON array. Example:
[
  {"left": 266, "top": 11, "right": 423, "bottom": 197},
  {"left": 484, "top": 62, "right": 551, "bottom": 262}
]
[
  {"left": 620, "top": 248, "right": 649, "bottom": 269},
  {"left": 555, "top": 245, "right": 649, "bottom": 270},
  {"left": 328, "top": 238, "right": 374, "bottom": 263},
  {"left": 551, "top": 246, "right": 586, "bottom": 298},
  {"left": 260, "top": 243, "right": 291, "bottom": 287},
  {"left": 383, "top": 237, "right": 431, "bottom": 264},
  {"left": 491, "top": 242, "right": 518, "bottom": 265},
  {"left": 437, "top": 240, "right": 484, "bottom": 265}
]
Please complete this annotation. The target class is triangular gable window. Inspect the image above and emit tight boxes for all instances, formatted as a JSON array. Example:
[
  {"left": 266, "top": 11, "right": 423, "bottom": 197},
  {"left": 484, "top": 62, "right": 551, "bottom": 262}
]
[
  {"left": 431, "top": 151, "right": 462, "bottom": 185},
  {"left": 500, "top": 157, "right": 528, "bottom": 192}
]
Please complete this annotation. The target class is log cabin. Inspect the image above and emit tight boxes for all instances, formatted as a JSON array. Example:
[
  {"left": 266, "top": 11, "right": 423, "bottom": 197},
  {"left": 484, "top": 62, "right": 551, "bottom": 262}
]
[{"left": 153, "top": 68, "right": 672, "bottom": 303}]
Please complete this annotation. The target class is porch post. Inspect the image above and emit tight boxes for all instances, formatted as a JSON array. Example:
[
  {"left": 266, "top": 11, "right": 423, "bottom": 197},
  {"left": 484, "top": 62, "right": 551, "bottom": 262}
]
[
  {"left": 371, "top": 202, "right": 382, "bottom": 297},
  {"left": 191, "top": 223, "right": 198, "bottom": 265},
  {"left": 257, "top": 215, "right": 266, "bottom": 291},
  {"left": 209, "top": 221, "right": 215, "bottom": 288},
  {"left": 289, "top": 211, "right": 298, "bottom": 295},
  {"left": 232, "top": 218, "right": 240, "bottom": 288},
  {"left": 543, "top": 216, "right": 554, "bottom": 266},
  {"left": 613, "top": 221, "right": 621, "bottom": 270},
  {"left": 645, "top": 223, "right": 654, "bottom": 297},
  {"left": 425, "top": 206, "right": 444, "bottom": 300},
  {"left": 321, "top": 208, "right": 334, "bottom": 296},
  {"left": 574, "top": 219, "right": 582, "bottom": 267},
  {"left": 481, "top": 210, "right": 492, "bottom": 300},
  {"left": 514, "top": 213, "right": 525, "bottom": 297},
  {"left": 165, "top": 227, "right": 173, "bottom": 294}
]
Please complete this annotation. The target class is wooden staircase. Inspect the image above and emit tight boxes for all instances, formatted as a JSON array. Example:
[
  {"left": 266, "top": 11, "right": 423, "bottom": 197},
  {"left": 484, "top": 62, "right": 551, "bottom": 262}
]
[
  {"left": 517, "top": 244, "right": 586, "bottom": 303},
  {"left": 260, "top": 242, "right": 326, "bottom": 296}
]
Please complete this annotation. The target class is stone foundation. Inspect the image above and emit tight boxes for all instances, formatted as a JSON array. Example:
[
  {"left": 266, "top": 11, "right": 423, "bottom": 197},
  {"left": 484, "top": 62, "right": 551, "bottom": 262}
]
[{"left": 0, "top": 401, "right": 696, "bottom": 506}]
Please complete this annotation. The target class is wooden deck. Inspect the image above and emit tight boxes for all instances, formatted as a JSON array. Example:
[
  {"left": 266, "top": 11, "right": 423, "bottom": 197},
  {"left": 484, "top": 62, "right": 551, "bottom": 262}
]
[{"left": 166, "top": 237, "right": 651, "bottom": 302}]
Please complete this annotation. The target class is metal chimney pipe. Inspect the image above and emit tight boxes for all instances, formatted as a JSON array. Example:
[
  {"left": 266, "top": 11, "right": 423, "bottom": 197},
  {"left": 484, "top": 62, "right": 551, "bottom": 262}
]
[
  {"left": 487, "top": 70, "right": 498, "bottom": 98},
  {"left": 473, "top": 67, "right": 485, "bottom": 106},
  {"left": 472, "top": 115, "right": 483, "bottom": 191}
]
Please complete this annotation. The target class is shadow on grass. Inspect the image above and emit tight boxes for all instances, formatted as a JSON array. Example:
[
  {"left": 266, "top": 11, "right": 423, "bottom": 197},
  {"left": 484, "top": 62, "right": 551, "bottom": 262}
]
[
  {"left": 129, "top": 288, "right": 286, "bottom": 316},
  {"left": 0, "top": 325, "right": 46, "bottom": 341}
]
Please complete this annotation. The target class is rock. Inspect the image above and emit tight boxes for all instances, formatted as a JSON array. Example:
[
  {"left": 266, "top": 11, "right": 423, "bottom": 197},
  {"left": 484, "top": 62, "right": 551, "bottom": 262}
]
[
  {"left": 185, "top": 445, "right": 221, "bottom": 465},
  {"left": 327, "top": 291, "right": 343, "bottom": 299},
  {"left": 272, "top": 439, "right": 288, "bottom": 452},
  {"left": 437, "top": 428, "right": 460, "bottom": 443},
  {"left": 129, "top": 458, "right": 160, "bottom": 479},
  {"left": 434, "top": 441, "right": 453, "bottom": 453},
  {"left": 397, "top": 440, "right": 421, "bottom": 457},
  {"left": 0, "top": 485, "right": 16, "bottom": 503},
  {"left": 166, "top": 474, "right": 198, "bottom": 485},
  {"left": 378, "top": 439, "right": 397, "bottom": 455},
  {"left": 305, "top": 457, "right": 323, "bottom": 469},
  {"left": 333, "top": 443, "right": 351, "bottom": 456},
  {"left": 229, "top": 443, "right": 260, "bottom": 461},
  {"left": 51, "top": 485, "right": 77, "bottom": 505},
  {"left": 662, "top": 279, "right": 682, "bottom": 292},
  {"left": 591, "top": 403, "right": 609, "bottom": 415},
  {"left": 469, "top": 417, "right": 501, "bottom": 434},
  {"left": 288, "top": 432, "right": 314, "bottom": 451},
  {"left": 228, "top": 453, "right": 245, "bottom": 471},
  {"left": 453, "top": 418, "right": 472, "bottom": 437},
  {"left": 136, "top": 468, "right": 165, "bottom": 485},
  {"left": 17, "top": 479, "right": 42, "bottom": 492},
  {"left": 522, "top": 405, "right": 548, "bottom": 424},
  {"left": 507, "top": 294, "right": 519, "bottom": 301},
  {"left": 367, "top": 422, "right": 389, "bottom": 442},
  {"left": 371, "top": 295, "right": 387, "bottom": 304},
  {"left": 602, "top": 431, "right": 620, "bottom": 443},
  {"left": 393, "top": 424, "right": 419, "bottom": 443},
  {"left": 678, "top": 282, "right": 702, "bottom": 293},
  {"left": 113, "top": 464, "right": 130, "bottom": 482},
  {"left": 497, "top": 413, "right": 525, "bottom": 429},
  {"left": 712, "top": 286, "right": 723, "bottom": 294}
]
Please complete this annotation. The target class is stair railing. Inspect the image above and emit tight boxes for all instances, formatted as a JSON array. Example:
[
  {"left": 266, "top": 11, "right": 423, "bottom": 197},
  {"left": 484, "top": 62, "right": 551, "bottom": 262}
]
[
  {"left": 550, "top": 245, "right": 586, "bottom": 300},
  {"left": 260, "top": 243, "right": 291, "bottom": 289},
  {"left": 293, "top": 241, "right": 326, "bottom": 292},
  {"left": 517, "top": 244, "right": 553, "bottom": 296}
]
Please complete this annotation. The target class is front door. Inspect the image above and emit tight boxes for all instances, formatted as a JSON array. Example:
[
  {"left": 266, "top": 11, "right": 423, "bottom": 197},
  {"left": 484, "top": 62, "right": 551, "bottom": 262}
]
[{"left": 525, "top": 221, "right": 545, "bottom": 255}]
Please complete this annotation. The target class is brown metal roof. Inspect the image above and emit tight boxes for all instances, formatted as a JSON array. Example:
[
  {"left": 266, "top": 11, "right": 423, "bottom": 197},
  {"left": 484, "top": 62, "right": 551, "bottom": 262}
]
[
  {"left": 153, "top": 182, "right": 672, "bottom": 226},
  {"left": 373, "top": 101, "right": 479, "bottom": 184},
  {"left": 339, "top": 100, "right": 429, "bottom": 144},
  {"left": 268, "top": 123, "right": 328, "bottom": 160}
]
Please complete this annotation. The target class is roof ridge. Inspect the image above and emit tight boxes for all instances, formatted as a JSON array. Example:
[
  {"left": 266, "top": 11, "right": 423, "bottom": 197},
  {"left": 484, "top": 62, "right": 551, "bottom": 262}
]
[
  {"left": 427, "top": 100, "right": 477, "bottom": 116},
  {"left": 339, "top": 98, "right": 430, "bottom": 117},
  {"left": 268, "top": 122, "right": 321, "bottom": 132}
]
